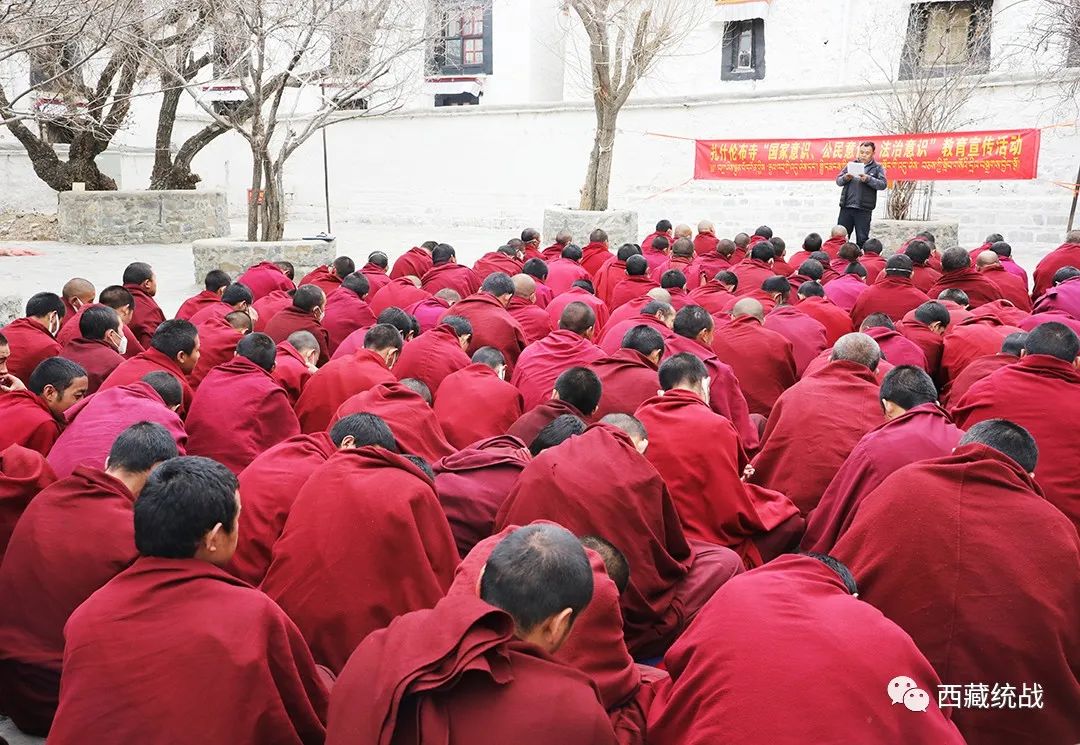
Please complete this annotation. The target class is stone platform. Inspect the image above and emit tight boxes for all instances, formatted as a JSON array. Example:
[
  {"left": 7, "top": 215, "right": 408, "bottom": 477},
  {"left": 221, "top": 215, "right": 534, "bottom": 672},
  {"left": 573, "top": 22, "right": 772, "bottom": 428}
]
[
  {"left": 191, "top": 238, "right": 337, "bottom": 286},
  {"left": 870, "top": 219, "right": 960, "bottom": 255},
  {"left": 543, "top": 207, "right": 638, "bottom": 249},
  {"left": 58, "top": 190, "right": 229, "bottom": 245}
]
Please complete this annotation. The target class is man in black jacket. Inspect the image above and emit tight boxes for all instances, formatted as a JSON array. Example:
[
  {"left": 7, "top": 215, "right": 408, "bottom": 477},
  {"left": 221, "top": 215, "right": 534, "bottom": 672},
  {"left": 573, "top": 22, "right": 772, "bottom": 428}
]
[{"left": 835, "top": 141, "right": 887, "bottom": 247}]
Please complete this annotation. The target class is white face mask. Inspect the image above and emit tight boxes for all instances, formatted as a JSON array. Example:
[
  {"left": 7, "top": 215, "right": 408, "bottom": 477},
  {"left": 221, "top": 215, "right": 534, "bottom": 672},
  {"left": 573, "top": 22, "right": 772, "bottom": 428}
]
[
  {"left": 497, "top": 366, "right": 506, "bottom": 380},
  {"left": 115, "top": 330, "right": 128, "bottom": 355},
  {"left": 48, "top": 313, "right": 60, "bottom": 337}
]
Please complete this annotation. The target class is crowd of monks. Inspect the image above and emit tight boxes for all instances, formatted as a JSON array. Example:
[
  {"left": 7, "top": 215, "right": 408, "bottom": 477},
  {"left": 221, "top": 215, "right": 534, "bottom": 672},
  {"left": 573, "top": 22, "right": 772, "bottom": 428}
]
[{"left": 0, "top": 219, "right": 1078, "bottom": 744}]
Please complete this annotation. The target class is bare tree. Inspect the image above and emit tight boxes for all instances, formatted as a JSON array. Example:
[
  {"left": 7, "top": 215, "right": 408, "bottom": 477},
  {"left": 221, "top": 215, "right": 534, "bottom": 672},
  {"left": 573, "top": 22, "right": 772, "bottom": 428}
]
[
  {"left": 566, "top": 0, "right": 700, "bottom": 212},
  {"left": 1026, "top": 0, "right": 1080, "bottom": 108}
]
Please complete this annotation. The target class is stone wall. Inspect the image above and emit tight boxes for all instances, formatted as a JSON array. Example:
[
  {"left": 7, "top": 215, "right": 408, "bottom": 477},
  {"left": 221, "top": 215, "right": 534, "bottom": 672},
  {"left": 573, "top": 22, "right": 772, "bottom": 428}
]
[
  {"left": 0, "top": 295, "right": 22, "bottom": 325},
  {"left": 191, "top": 238, "right": 336, "bottom": 286},
  {"left": 870, "top": 220, "right": 960, "bottom": 255},
  {"left": 57, "top": 190, "right": 230, "bottom": 245},
  {"left": 543, "top": 207, "right": 638, "bottom": 250}
]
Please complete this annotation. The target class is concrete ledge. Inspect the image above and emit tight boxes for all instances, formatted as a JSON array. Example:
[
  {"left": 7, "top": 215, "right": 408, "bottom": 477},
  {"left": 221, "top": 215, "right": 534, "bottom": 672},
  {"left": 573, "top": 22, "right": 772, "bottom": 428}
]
[
  {"left": 0, "top": 295, "right": 22, "bottom": 325},
  {"left": 191, "top": 238, "right": 336, "bottom": 285},
  {"left": 543, "top": 207, "right": 638, "bottom": 250},
  {"left": 58, "top": 190, "right": 229, "bottom": 244},
  {"left": 871, "top": 219, "right": 960, "bottom": 255}
]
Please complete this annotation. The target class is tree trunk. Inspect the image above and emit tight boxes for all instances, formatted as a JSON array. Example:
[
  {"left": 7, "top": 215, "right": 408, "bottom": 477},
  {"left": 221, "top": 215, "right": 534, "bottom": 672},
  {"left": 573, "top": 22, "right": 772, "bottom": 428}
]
[
  {"left": 150, "top": 86, "right": 183, "bottom": 188},
  {"left": 887, "top": 180, "right": 917, "bottom": 220},
  {"left": 247, "top": 149, "right": 264, "bottom": 241},
  {"left": 260, "top": 159, "right": 285, "bottom": 241},
  {"left": 578, "top": 105, "right": 618, "bottom": 212}
]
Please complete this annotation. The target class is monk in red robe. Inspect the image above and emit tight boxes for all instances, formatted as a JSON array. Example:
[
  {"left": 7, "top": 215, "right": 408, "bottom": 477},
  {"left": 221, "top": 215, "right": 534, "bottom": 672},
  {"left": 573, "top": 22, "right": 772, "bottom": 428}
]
[
  {"left": 939, "top": 331, "right": 1024, "bottom": 407},
  {"left": 264, "top": 285, "right": 331, "bottom": 365},
  {"left": 294, "top": 324, "right": 400, "bottom": 432},
  {"left": 333, "top": 380, "right": 454, "bottom": 464},
  {"left": 749, "top": 333, "right": 885, "bottom": 515},
  {"left": 580, "top": 229, "right": 615, "bottom": 276},
  {"left": 407, "top": 289, "right": 457, "bottom": 333},
  {"left": 508, "top": 274, "right": 554, "bottom": 343},
  {"left": 299, "top": 256, "right": 354, "bottom": 296},
  {"left": 590, "top": 325, "right": 664, "bottom": 420},
  {"left": 686, "top": 272, "right": 737, "bottom": 313},
  {"left": 711, "top": 299, "right": 797, "bottom": 417},
  {"left": 595, "top": 245, "right": 639, "bottom": 304},
  {"left": 968, "top": 297, "right": 1029, "bottom": 327},
  {"left": 187, "top": 311, "right": 251, "bottom": 389},
  {"left": 186, "top": 334, "right": 300, "bottom": 474},
  {"left": 47, "top": 457, "right": 328, "bottom": 745},
  {"left": 0, "top": 358, "right": 87, "bottom": 455},
  {"left": 641, "top": 234, "right": 671, "bottom": 274},
  {"left": 48, "top": 374, "right": 186, "bottom": 478},
  {"left": 541, "top": 231, "right": 571, "bottom": 261},
  {"left": 547, "top": 281, "right": 610, "bottom": 333},
  {"left": 433, "top": 437, "right": 531, "bottom": 557},
  {"left": 512, "top": 302, "right": 606, "bottom": 410},
  {"left": 904, "top": 240, "right": 943, "bottom": 292},
  {"left": 938, "top": 314, "right": 1023, "bottom": 384},
  {"left": 55, "top": 287, "right": 142, "bottom": 359},
  {"left": 1033, "top": 268, "right": 1080, "bottom": 317},
  {"left": 369, "top": 274, "right": 429, "bottom": 315},
  {"left": 175, "top": 270, "right": 230, "bottom": 320},
  {"left": 976, "top": 250, "right": 1032, "bottom": 310},
  {"left": 1032, "top": 229, "right": 1080, "bottom": 299},
  {"left": 650, "top": 239, "right": 695, "bottom": 282},
  {"left": 850, "top": 255, "right": 930, "bottom": 326},
  {"left": 0, "top": 293, "right": 63, "bottom": 383},
  {"left": 819, "top": 225, "right": 848, "bottom": 259},
  {"left": 238, "top": 260, "right": 295, "bottom": 300},
  {"left": 322, "top": 273, "right": 377, "bottom": 352},
  {"left": 442, "top": 273, "right": 528, "bottom": 373},
  {"left": 326, "top": 525, "right": 618, "bottom": 745},
  {"left": 759, "top": 277, "right": 828, "bottom": 376},
  {"left": 272, "top": 332, "right": 318, "bottom": 404},
  {"left": 58, "top": 278, "right": 94, "bottom": 330},
  {"left": 927, "top": 247, "right": 1004, "bottom": 309},
  {"left": 186, "top": 282, "right": 254, "bottom": 328},
  {"left": 421, "top": 245, "right": 481, "bottom": 297},
  {"left": 897, "top": 300, "right": 951, "bottom": 377},
  {"left": 802, "top": 366, "right": 964, "bottom": 553},
  {"left": 610, "top": 256, "right": 661, "bottom": 310},
  {"left": 795, "top": 281, "right": 854, "bottom": 343},
  {"left": 729, "top": 243, "right": 777, "bottom": 297},
  {"left": 435, "top": 348, "right": 523, "bottom": 449},
  {"left": 392, "top": 317, "right": 472, "bottom": 394},
  {"left": 496, "top": 417, "right": 744, "bottom": 658},
  {"left": 951, "top": 322, "right": 1080, "bottom": 531},
  {"left": 507, "top": 368, "right": 597, "bottom": 447},
  {"left": 635, "top": 355, "right": 802, "bottom": 567},
  {"left": 473, "top": 245, "right": 523, "bottom": 280},
  {"left": 860, "top": 238, "right": 887, "bottom": 282},
  {"left": 647, "top": 554, "right": 965, "bottom": 745},
  {"left": 692, "top": 220, "right": 719, "bottom": 256},
  {"left": 262, "top": 433, "right": 459, "bottom": 673},
  {"left": 390, "top": 242, "right": 436, "bottom": 279},
  {"left": 599, "top": 294, "right": 675, "bottom": 351},
  {"left": 121, "top": 262, "right": 166, "bottom": 348},
  {"left": 60, "top": 305, "right": 125, "bottom": 393},
  {"left": 0, "top": 445, "right": 54, "bottom": 561},
  {"left": 544, "top": 248, "right": 593, "bottom": 296},
  {"left": 251, "top": 287, "right": 293, "bottom": 331},
  {"left": 833, "top": 421, "right": 1080, "bottom": 745},
  {"left": 859, "top": 314, "right": 929, "bottom": 369},
  {"left": 0, "top": 423, "right": 176, "bottom": 736},
  {"left": 359, "top": 251, "right": 392, "bottom": 296},
  {"left": 686, "top": 239, "right": 736, "bottom": 291}
]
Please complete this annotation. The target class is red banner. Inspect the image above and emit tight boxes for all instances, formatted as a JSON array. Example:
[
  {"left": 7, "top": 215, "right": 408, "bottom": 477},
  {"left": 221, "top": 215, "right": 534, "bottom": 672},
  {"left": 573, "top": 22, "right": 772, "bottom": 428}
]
[{"left": 693, "top": 128, "right": 1040, "bottom": 181}]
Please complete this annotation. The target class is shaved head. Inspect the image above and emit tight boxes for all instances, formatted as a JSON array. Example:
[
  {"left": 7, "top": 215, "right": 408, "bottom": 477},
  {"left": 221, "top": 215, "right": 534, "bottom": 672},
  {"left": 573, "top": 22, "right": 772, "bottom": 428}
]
[
  {"left": 556, "top": 230, "right": 573, "bottom": 245},
  {"left": 62, "top": 278, "right": 96, "bottom": 302},
  {"left": 673, "top": 224, "right": 692, "bottom": 239},
  {"left": 434, "top": 288, "right": 461, "bottom": 304},
  {"left": 559, "top": 301, "right": 596, "bottom": 335},
  {"left": 831, "top": 332, "right": 882, "bottom": 371},
  {"left": 830, "top": 225, "right": 848, "bottom": 239},
  {"left": 600, "top": 413, "right": 647, "bottom": 445},
  {"left": 731, "top": 297, "right": 765, "bottom": 322},
  {"left": 401, "top": 275, "right": 422, "bottom": 287},
  {"left": 512, "top": 273, "right": 537, "bottom": 298},
  {"left": 697, "top": 220, "right": 714, "bottom": 235},
  {"left": 646, "top": 287, "right": 671, "bottom": 305},
  {"left": 976, "top": 250, "right": 1000, "bottom": 268}
]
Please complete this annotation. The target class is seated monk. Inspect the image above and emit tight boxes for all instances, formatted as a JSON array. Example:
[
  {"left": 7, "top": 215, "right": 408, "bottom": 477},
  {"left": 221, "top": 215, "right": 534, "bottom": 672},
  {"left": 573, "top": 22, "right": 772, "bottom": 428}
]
[
  {"left": 443, "top": 273, "right": 528, "bottom": 373},
  {"left": 60, "top": 304, "right": 126, "bottom": 393},
  {"left": 1033, "top": 266, "right": 1080, "bottom": 317},
  {"left": 513, "top": 302, "right": 606, "bottom": 410},
  {"left": 231, "top": 415, "right": 387, "bottom": 586},
  {"left": 331, "top": 305, "right": 416, "bottom": 360},
  {"left": 651, "top": 238, "right": 695, "bottom": 285},
  {"left": 48, "top": 372, "right": 186, "bottom": 479},
  {"left": 237, "top": 260, "right": 295, "bottom": 300},
  {"left": 262, "top": 415, "right": 458, "bottom": 673},
  {"left": 820, "top": 225, "right": 847, "bottom": 259},
  {"left": 496, "top": 415, "right": 744, "bottom": 658},
  {"left": 794, "top": 280, "right": 853, "bottom": 344},
  {"left": 322, "top": 272, "right": 376, "bottom": 353},
  {"left": 508, "top": 273, "right": 554, "bottom": 343},
  {"left": 711, "top": 298, "right": 797, "bottom": 418},
  {"left": 519, "top": 228, "right": 544, "bottom": 261},
  {"left": 522, "top": 257, "right": 556, "bottom": 307},
  {"left": 294, "top": 323, "right": 400, "bottom": 433},
  {"left": 473, "top": 244, "right": 524, "bottom": 282},
  {"left": 686, "top": 270, "right": 738, "bottom": 313},
  {"left": 951, "top": 322, "right": 1080, "bottom": 532},
  {"left": 421, "top": 244, "right": 480, "bottom": 297},
  {"left": 0, "top": 292, "right": 63, "bottom": 383},
  {"left": 647, "top": 554, "right": 965, "bottom": 745},
  {"left": 860, "top": 237, "right": 887, "bottom": 282},
  {"left": 359, "top": 251, "right": 392, "bottom": 296},
  {"left": 435, "top": 347, "right": 523, "bottom": 449},
  {"left": 928, "top": 247, "right": 1004, "bottom": 309},
  {"left": 580, "top": 228, "right": 615, "bottom": 277},
  {"left": 390, "top": 241, "right": 436, "bottom": 280},
  {"left": 299, "top": 256, "right": 354, "bottom": 296},
  {"left": 590, "top": 324, "right": 665, "bottom": 420},
  {"left": 897, "top": 300, "right": 951, "bottom": 378},
  {"left": 938, "top": 312, "right": 1023, "bottom": 384},
  {"left": 176, "top": 270, "right": 231, "bottom": 321},
  {"left": 904, "top": 240, "right": 942, "bottom": 293},
  {"left": 761, "top": 277, "right": 828, "bottom": 375},
  {"left": 658, "top": 270, "right": 691, "bottom": 310},
  {"left": 251, "top": 287, "right": 294, "bottom": 332},
  {"left": 100, "top": 319, "right": 200, "bottom": 415},
  {"left": 527, "top": 414, "right": 587, "bottom": 456},
  {"left": 548, "top": 278, "right": 610, "bottom": 333},
  {"left": 611, "top": 255, "right": 661, "bottom": 310},
  {"left": 121, "top": 262, "right": 166, "bottom": 349},
  {"left": 408, "top": 288, "right": 460, "bottom": 333},
  {"left": 508, "top": 366, "right": 601, "bottom": 446},
  {"left": 595, "top": 244, "right": 641, "bottom": 305},
  {"left": 1032, "top": 229, "right": 1080, "bottom": 299},
  {"left": 332, "top": 379, "right": 454, "bottom": 464},
  {"left": 393, "top": 315, "right": 472, "bottom": 394},
  {"left": 598, "top": 298, "right": 677, "bottom": 355},
  {"left": 940, "top": 331, "right": 1025, "bottom": 407},
  {"left": 692, "top": 219, "right": 719, "bottom": 257},
  {"left": 58, "top": 278, "right": 95, "bottom": 329},
  {"left": 545, "top": 244, "right": 593, "bottom": 296},
  {"left": 449, "top": 526, "right": 664, "bottom": 745},
  {"left": 0, "top": 445, "right": 55, "bottom": 561},
  {"left": 47, "top": 456, "right": 330, "bottom": 745},
  {"left": 976, "top": 249, "right": 1031, "bottom": 311},
  {"left": 0, "top": 358, "right": 87, "bottom": 455},
  {"left": 187, "top": 282, "right": 254, "bottom": 327},
  {"left": 749, "top": 334, "right": 885, "bottom": 516},
  {"left": 833, "top": 420, "right": 1080, "bottom": 745},
  {"left": 272, "top": 330, "right": 320, "bottom": 404},
  {"left": 0, "top": 423, "right": 177, "bottom": 736},
  {"left": 802, "top": 366, "right": 964, "bottom": 553},
  {"left": 186, "top": 333, "right": 300, "bottom": 475},
  {"left": 850, "top": 255, "right": 930, "bottom": 327},
  {"left": 326, "top": 524, "right": 618, "bottom": 745},
  {"left": 371, "top": 274, "right": 430, "bottom": 316},
  {"left": 635, "top": 354, "right": 803, "bottom": 568},
  {"left": 686, "top": 238, "right": 737, "bottom": 291},
  {"left": 188, "top": 310, "right": 252, "bottom": 388},
  {"left": 824, "top": 260, "right": 869, "bottom": 314},
  {"left": 858, "top": 313, "right": 929, "bottom": 370},
  {"left": 433, "top": 436, "right": 531, "bottom": 558},
  {"left": 264, "top": 285, "right": 331, "bottom": 366},
  {"left": 730, "top": 242, "right": 777, "bottom": 296},
  {"left": 56, "top": 285, "right": 143, "bottom": 359}
]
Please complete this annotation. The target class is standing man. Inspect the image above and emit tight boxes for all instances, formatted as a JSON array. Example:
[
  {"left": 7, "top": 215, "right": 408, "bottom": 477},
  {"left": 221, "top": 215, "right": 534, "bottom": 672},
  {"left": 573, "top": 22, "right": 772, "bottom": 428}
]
[{"left": 835, "top": 142, "right": 887, "bottom": 247}]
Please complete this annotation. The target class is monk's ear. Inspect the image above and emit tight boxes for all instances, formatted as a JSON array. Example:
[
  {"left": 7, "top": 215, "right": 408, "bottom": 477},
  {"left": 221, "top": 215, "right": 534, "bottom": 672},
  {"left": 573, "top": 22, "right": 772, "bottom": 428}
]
[
  {"left": 1019, "top": 349, "right": 1028, "bottom": 358},
  {"left": 550, "top": 387, "right": 561, "bottom": 401},
  {"left": 474, "top": 566, "right": 485, "bottom": 598},
  {"left": 339, "top": 435, "right": 355, "bottom": 450},
  {"left": 1073, "top": 356, "right": 1080, "bottom": 370},
  {"left": 546, "top": 608, "right": 575, "bottom": 654},
  {"left": 648, "top": 350, "right": 662, "bottom": 365}
]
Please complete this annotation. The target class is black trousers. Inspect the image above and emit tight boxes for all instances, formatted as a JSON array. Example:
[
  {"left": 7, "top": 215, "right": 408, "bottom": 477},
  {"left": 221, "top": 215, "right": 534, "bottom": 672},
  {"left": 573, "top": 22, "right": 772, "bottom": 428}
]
[{"left": 837, "top": 207, "right": 872, "bottom": 247}]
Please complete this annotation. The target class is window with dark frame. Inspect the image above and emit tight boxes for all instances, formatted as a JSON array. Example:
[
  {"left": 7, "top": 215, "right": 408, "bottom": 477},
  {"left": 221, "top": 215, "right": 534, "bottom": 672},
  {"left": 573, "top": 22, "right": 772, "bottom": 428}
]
[
  {"left": 721, "top": 19, "right": 765, "bottom": 81},
  {"left": 431, "top": 3, "right": 493, "bottom": 76},
  {"left": 900, "top": 0, "right": 992, "bottom": 80}
]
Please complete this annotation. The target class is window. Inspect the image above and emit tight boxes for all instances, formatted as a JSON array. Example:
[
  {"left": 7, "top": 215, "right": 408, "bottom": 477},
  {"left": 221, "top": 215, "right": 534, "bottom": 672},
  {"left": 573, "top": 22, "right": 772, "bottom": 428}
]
[
  {"left": 431, "top": 3, "right": 492, "bottom": 76},
  {"left": 721, "top": 19, "right": 765, "bottom": 81},
  {"left": 901, "top": 1, "right": 991, "bottom": 79}
]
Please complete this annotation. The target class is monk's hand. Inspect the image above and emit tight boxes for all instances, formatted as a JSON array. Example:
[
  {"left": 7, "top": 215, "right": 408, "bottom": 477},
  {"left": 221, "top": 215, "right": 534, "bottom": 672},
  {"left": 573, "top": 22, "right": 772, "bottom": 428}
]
[
  {"left": 0, "top": 373, "right": 26, "bottom": 391},
  {"left": 741, "top": 464, "right": 755, "bottom": 481}
]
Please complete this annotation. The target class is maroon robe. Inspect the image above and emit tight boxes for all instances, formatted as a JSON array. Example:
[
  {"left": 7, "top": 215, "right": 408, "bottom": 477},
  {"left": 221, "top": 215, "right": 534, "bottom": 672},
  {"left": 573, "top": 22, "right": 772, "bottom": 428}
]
[
  {"left": 390, "top": 247, "right": 433, "bottom": 280},
  {"left": 749, "top": 360, "right": 884, "bottom": 515},
  {"left": 404, "top": 295, "right": 451, "bottom": 333},
  {"left": 650, "top": 256, "right": 694, "bottom": 283},
  {"left": 0, "top": 445, "right": 55, "bottom": 561},
  {"left": 686, "top": 281, "right": 735, "bottom": 314},
  {"left": 1032, "top": 241, "right": 1080, "bottom": 299},
  {"left": 238, "top": 261, "right": 296, "bottom": 300},
  {"left": 685, "top": 253, "right": 733, "bottom": 291},
  {"left": 980, "top": 264, "right": 1032, "bottom": 311},
  {"left": 860, "top": 252, "right": 887, "bottom": 284},
  {"left": 252, "top": 289, "right": 293, "bottom": 332},
  {"left": 546, "top": 287, "right": 610, "bottom": 335},
  {"left": 897, "top": 318, "right": 946, "bottom": 377},
  {"left": 55, "top": 304, "right": 141, "bottom": 358},
  {"left": 506, "top": 397, "right": 588, "bottom": 446},
  {"left": 187, "top": 300, "right": 230, "bottom": 328},
  {"left": 333, "top": 381, "right": 454, "bottom": 464},
  {"left": 938, "top": 315, "right": 1023, "bottom": 384},
  {"left": 294, "top": 349, "right": 395, "bottom": 433},
  {"left": 435, "top": 364, "right": 524, "bottom": 449},
  {"left": 910, "top": 263, "right": 942, "bottom": 293},
  {"left": 598, "top": 313, "right": 676, "bottom": 356},
  {"left": 421, "top": 263, "right": 480, "bottom": 297},
  {"left": 322, "top": 288, "right": 377, "bottom": 353},
  {"left": 262, "top": 447, "right": 458, "bottom": 672},
  {"left": 692, "top": 233, "right": 719, "bottom": 256},
  {"left": 610, "top": 275, "right": 660, "bottom": 310},
  {"left": 472, "top": 251, "right": 523, "bottom": 281},
  {"left": 951, "top": 354, "right": 1080, "bottom": 532},
  {"left": 928, "top": 267, "right": 1004, "bottom": 308},
  {"left": 188, "top": 315, "right": 244, "bottom": 389},
  {"left": 231, "top": 432, "right": 338, "bottom": 586},
  {"left": 370, "top": 276, "right": 431, "bottom": 316},
  {"left": 1019, "top": 309, "right": 1080, "bottom": 338},
  {"left": 541, "top": 242, "right": 566, "bottom": 260},
  {"left": 512, "top": 329, "right": 606, "bottom": 410},
  {"left": 544, "top": 258, "right": 591, "bottom": 297},
  {"left": 1032, "top": 275, "right": 1080, "bottom": 318},
  {"left": 50, "top": 557, "right": 329, "bottom": 745},
  {"left": 60, "top": 336, "right": 123, "bottom": 393},
  {"left": 710, "top": 315, "right": 797, "bottom": 417},
  {"left": 392, "top": 322, "right": 471, "bottom": 394},
  {"left": 730, "top": 258, "right": 775, "bottom": 297},
  {"left": 507, "top": 294, "right": 553, "bottom": 344},
  {"left": 664, "top": 287, "right": 691, "bottom": 311},
  {"left": 186, "top": 357, "right": 300, "bottom": 474},
  {"left": 174, "top": 289, "right": 221, "bottom": 320},
  {"left": 0, "top": 317, "right": 60, "bottom": 383},
  {"left": 850, "top": 275, "right": 930, "bottom": 327},
  {"left": 272, "top": 341, "right": 313, "bottom": 405},
  {"left": 359, "top": 262, "right": 391, "bottom": 296},
  {"left": 590, "top": 349, "right": 661, "bottom": 420},
  {"left": 594, "top": 258, "right": 627, "bottom": 306},
  {"left": 833, "top": 444, "right": 1080, "bottom": 745},
  {"left": 969, "top": 298, "right": 1029, "bottom": 326},
  {"left": 122, "top": 284, "right": 165, "bottom": 348},
  {"left": 265, "top": 306, "right": 331, "bottom": 366},
  {"left": 820, "top": 235, "right": 845, "bottom": 259},
  {"left": 298, "top": 265, "right": 342, "bottom": 296},
  {"left": 939, "top": 352, "right": 1016, "bottom": 408},
  {"left": 581, "top": 241, "right": 614, "bottom": 277},
  {"left": 443, "top": 293, "right": 527, "bottom": 374},
  {"left": 794, "top": 295, "right": 853, "bottom": 344},
  {"left": 763, "top": 306, "right": 827, "bottom": 376},
  {"left": 642, "top": 245, "right": 670, "bottom": 274},
  {"left": 0, "top": 391, "right": 64, "bottom": 455},
  {"left": 863, "top": 326, "right": 928, "bottom": 369},
  {"left": 802, "top": 404, "right": 963, "bottom": 552}
]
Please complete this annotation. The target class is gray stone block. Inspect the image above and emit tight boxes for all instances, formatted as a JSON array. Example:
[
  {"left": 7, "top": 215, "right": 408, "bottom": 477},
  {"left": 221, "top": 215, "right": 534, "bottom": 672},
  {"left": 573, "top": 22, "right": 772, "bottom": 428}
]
[
  {"left": 870, "top": 219, "right": 960, "bottom": 255},
  {"left": 0, "top": 295, "right": 23, "bottom": 325},
  {"left": 58, "top": 191, "right": 230, "bottom": 245},
  {"left": 543, "top": 207, "right": 638, "bottom": 250},
  {"left": 190, "top": 238, "right": 336, "bottom": 286}
]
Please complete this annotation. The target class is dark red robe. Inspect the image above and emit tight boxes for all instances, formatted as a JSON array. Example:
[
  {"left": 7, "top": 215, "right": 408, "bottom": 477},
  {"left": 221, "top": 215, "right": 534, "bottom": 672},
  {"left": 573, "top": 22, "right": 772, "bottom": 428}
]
[
  {"left": 685, "top": 253, "right": 733, "bottom": 290},
  {"left": 1032, "top": 241, "right": 1080, "bottom": 299},
  {"left": 174, "top": 289, "right": 221, "bottom": 320},
  {"left": 980, "top": 264, "right": 1032, "bottom": 311},
  {"left": 581, "top": 241, "right": 614, "bottom": 277},
  {"left": 928, "top": 267, "right": 1004, "bottom": 308},
  {"left": 729, "top": 258, "right": 775, "bottom": 297},
  {"left": 60, "top": 336, "right": 123, "bottom": 393},
  {"left": 939, "top": 352, "right": 1016, "bottom": 408},
  {"left": 650, "top": 256, "right": 694, "bottom": 283},
  {"left": 389, "top": 246, "right": 433, "bottom": 280},
  {"left": 793, "top": 295, "right": 853, "bottom": 344},
  {"left": 692, "top": 233, "right": 719, "bottom": 256},
  {"left": 392, "top": 322, "right": 470, "bottom": 394},
  {"left": 546, "top": 286, "right": 610, "bottom": 335},
  {"left": 370, "top": 276, "right": 431, "bottom": 316},
  {"left": 294, "top": 349, "right": 395, "bottom": 433},
  {"left": 863, "top": 326, "right": 928, "bottom": 369},
  {"left": 801, "top": 404, "right": 963, "bottom": 552},
  {"left": 506, "top": 397, "right": 588, "bottom": 446},
  {"left": 231, "top": 432, "right": 337, "bottom": 586},
  {"left": 272, "top": 341, "right": 313, "bottom": 405},
  {"left": 544, "top": 258, "right": 592, "bottom": 296},
  {"left": 188, "top": 315, "right": 244, "bottom": 389},
  {"left": 0, "top": 467, "right": 137, "bottom": 735},
  {"left": 421, "top": 262, "right": 480, "bottom": 297},
  {"left": 820, "top": 235, "right": 845, "bottom": 259},
  {"left": 598, "top": 313, "right": 676, "bottom": 356},
  {"left": 833, "top": 444, "right": 1080, "bottom": 745},
  {"left": 910, "top": 263, "right": 942, "bottom": 293},
  {"left": 55, "top": 304, "right": 141, "bottom": 358},
  {"left": 322, "top": 288, "right": 377, "bottom": 353},
  {"left": 541, "top": 242, "right": 566, "bottom": 260},
  {"left": 186, "top": 357, "right": 300, "bottom": 474},
  {"left": 333, "top": 381, "right": 454, "bottom": 464},
  {"left": 443, "top": 293, "right": 527, "bottom": 373},
  {"left": 710, "top": 315, "right": 797, "bottom": 417},
  {"left": 850, "top": 275, "right": 930, "bottom": 327},
  {"left": 252, "top": 289, "right": 293, "bottom": 332},
  {"left": 122, "top": 284, "right": 165, "bottom": 348},
  {"left": 404, "top": 295, "right": 451, "bottom": 333},
  {"left": 0, "top": 317, "right": 60, "bottom": 383},
  {"left": 590, "top": 349, "right": 661, "bottom": 420},
  {"left": 262, "top": 447, "right": 458, "bottom": 673},
  {"left": 298, "top": 265, "right": 342, "bottom": 296},
  {"left": 763, "top": 306, "right": 827, "bottom": 376},
  {"left": 512, "top": 329, "right": 606, "bottom": 410},
  {"left": 610, "top": 275, "right": 660, "bottom": 310},
  {"left": 265, "top": 306, "right": 331, "bottom": 366},
  {"left": 969, "top": 298, "right": 1029, "bottom": 326},
  {"left": 50, "top": 557, "right": 329, "bottom": 745},
  {"left": 647, "top": 555, "right": 965, "bottom": 745},
  {"left": 434, "top": 364, "right": 523, "bottom": 449},
  {"left": 860, "top": 252, "right": 887, "bottom": 284},
  {"left": 0, "top": 445, "right": 54, "bottom": 561},
  {"left": 507, "top": 295, "right": 553, "bottom": 344},
  {"left": 1019, "top": 309, "right": 1080, "bottom": 338},
  {"left": 897, "top": 318, "right": 946, "bottom": 376},
  {"left": 188, "top": 299, "right": 229, "bottom": 329},
  {"left": 359, "top": 262, "right": 391, "bottom": 296},
  {"left": 0, "top": 390, "right": 63, "bottom": 455},
  {"left": 594, "top": 258, "right": 627, "bottom": 306},
  {"left": 238, "top": 261, "right": 296, "bottom": 300},
  {"left": 749, "top": 360, "right": 884, "bottom": 515},
  {"left": 938, "top": 315, "right": 1023, "bottom": 384},
  {"left": 685, "top": 281, "right": 735, "bottom": 314},
  {"left": 472, "top": 251, "right": 523, "bottom": 281}
]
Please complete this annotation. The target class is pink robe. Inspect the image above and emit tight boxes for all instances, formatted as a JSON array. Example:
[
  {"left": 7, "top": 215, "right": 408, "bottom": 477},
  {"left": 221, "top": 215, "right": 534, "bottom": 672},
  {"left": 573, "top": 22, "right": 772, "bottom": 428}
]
[{"left": 237, "top": 262, "right": 295, "bottom": 300}]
